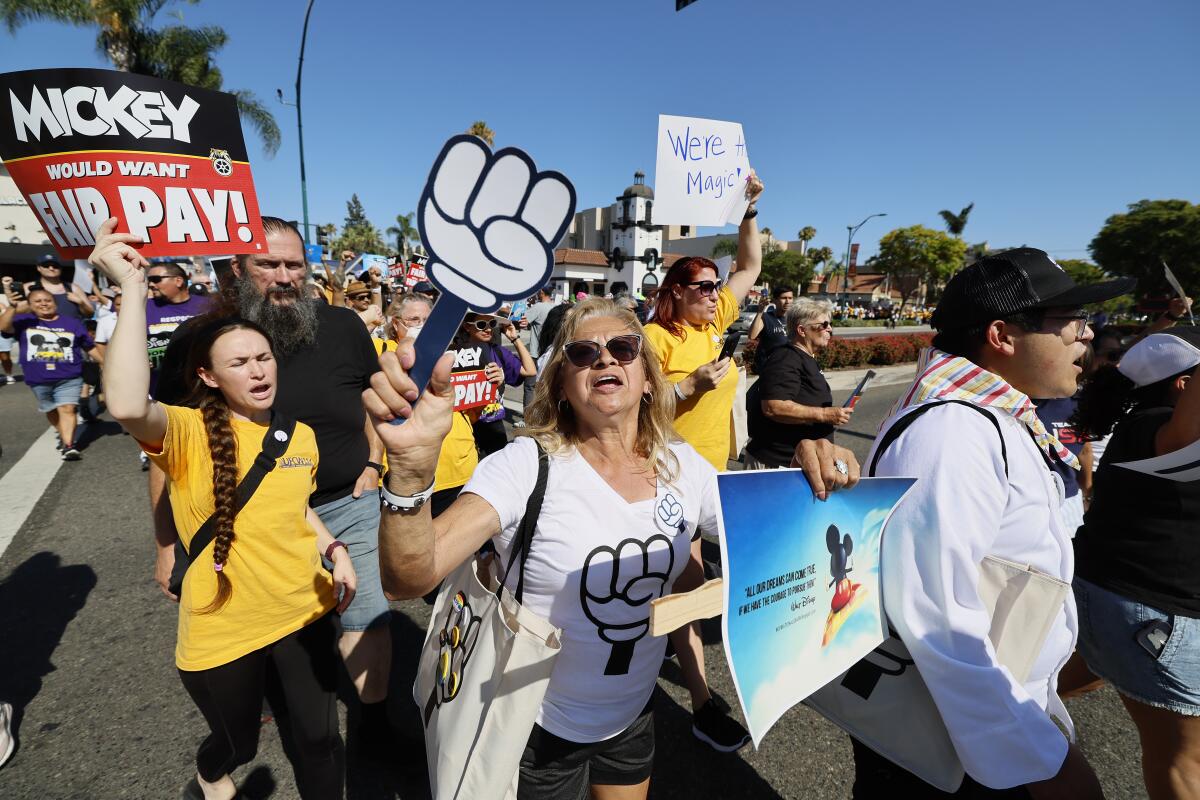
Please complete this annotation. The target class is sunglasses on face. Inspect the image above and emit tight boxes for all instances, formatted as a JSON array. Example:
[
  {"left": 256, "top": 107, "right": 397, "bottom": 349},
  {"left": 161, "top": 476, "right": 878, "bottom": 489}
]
[
  {"left": 810, "top": 320, "right": 833, "bottom": 330},
  {"left": 349, "top": 293, "right": 370, "bottom": 301},
  {"left": 683, "top": 279, "right": 723, "bottom": 297},
  {"left": 39, "top": 263, "right": 61, "bottom": 270},
  {"left": 468, "top": 319, "right": 498, "bottom": 331},
  {"left": 146, "top": 275, "right": 173, "bottom": 284},
  {"left": 562, "top": 334, "right": 643, "bottom": 367}
]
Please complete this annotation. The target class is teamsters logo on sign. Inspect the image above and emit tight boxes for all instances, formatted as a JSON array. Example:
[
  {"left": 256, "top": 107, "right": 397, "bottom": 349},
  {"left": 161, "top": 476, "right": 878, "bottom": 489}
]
[{"left": 0, "top": 67, "right": 266, "bottom": 259}]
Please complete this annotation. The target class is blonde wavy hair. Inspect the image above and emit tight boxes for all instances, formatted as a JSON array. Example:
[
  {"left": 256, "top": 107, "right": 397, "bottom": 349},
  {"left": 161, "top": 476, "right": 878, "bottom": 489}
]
[{"left": 524, "top": 299, "right": 681, "bottom": 483}]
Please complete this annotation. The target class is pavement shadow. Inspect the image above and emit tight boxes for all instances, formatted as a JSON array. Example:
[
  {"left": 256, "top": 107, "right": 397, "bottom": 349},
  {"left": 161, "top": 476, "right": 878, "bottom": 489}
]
[
  {"left": 0, "top": 551, "right": 97, "bottom": 746},
  {"left": 649, "top": 687, "right": 784, "bottom": 800},
  {"left": 74, "top": 418, "right": 125, "bottom": 451}
]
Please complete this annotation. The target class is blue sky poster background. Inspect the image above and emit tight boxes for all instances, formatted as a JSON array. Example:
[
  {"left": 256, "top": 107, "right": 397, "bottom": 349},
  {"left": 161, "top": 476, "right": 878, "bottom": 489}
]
[{"left": 716, "top": 471, "right": 915, "bottom": 745}]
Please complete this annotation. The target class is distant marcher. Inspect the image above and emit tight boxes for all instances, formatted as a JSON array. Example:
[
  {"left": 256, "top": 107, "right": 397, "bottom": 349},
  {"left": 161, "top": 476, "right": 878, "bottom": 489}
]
[
  {"left": 744, "top": 298, "right": 851, "bottom": 469},
  {"left": 345, "top": 280, "right": 384, "bottom": 335},
  {"left": 0, "top": 277, "right": 19, "bottom": 385},
  {"left": 1071, "top": 327, "right": 1200, "bottom": 800},
  {"left": 24, "top": 255, "right": 93, "bottom": 320},
  {"left": 520, "top": 285, "right": 557, "bottom": 415},
  {"left": 0, "top": 287, "right": 102, "bottom": 460},
  {"left": 457, "top": 312, "right": 536, "bottom": 457},
  {"left": 748, "top": 285, "right": 795, "bottom": 372}
]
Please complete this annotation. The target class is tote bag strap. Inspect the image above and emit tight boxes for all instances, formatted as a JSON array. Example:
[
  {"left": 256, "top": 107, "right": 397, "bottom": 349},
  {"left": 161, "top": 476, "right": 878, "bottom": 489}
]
[
  {"left": 869, "top": 400, "right": 1008, "bottom": 478},
  {"left": 500, "top": 441, "right": 550, "bottom": 605}
]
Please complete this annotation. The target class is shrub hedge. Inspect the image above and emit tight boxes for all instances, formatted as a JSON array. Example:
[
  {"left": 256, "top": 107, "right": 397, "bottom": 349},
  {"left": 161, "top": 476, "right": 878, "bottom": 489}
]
[{"left": 816, "top": 333, "right": 933, "bottom": 370}]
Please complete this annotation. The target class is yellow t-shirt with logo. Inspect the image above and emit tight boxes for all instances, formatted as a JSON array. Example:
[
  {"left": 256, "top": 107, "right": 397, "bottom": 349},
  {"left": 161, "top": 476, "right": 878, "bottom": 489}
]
[
  {"left": 144, "top": 405, "right": 335, "bottom": 671},
  {"left": 644, "top": 286, "right": 740, "bottom": 471},
  {"left": 372, "top": 336, "right": 478, "bottom": 493}
]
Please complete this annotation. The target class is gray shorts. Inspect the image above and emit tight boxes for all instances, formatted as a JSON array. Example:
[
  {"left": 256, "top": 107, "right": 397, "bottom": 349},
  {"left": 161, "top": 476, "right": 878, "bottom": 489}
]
[
  {"left": 314, "top": 490, "right": 388, "bottom": 632},
  {"left": 517, "top": 701, "right": 654, "bottom": 800}
]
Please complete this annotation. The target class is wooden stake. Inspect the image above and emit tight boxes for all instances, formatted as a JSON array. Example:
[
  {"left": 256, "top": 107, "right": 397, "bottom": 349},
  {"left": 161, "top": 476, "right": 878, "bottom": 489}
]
[{"left": 649, "top": 578, "right": 724, "bottom": 636}]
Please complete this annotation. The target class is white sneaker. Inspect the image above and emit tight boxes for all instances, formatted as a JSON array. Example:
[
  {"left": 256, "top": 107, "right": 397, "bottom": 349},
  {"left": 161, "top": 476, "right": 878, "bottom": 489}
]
[{"left": 0, "top": 701, "right": 14, "bottom": 768}]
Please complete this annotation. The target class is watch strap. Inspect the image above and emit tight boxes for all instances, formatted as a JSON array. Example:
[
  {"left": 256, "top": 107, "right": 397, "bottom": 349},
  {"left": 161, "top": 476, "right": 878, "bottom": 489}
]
[{"left": 380, "top": 473, "right": 436, "bottom": 510}]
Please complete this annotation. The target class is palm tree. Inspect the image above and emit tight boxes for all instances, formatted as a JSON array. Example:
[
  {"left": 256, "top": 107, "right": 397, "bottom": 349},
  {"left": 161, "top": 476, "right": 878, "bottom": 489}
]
[
  {"left": 467, "top": 120, "right": 495, "bottom": 147},
  {"left": 0, "top": 0, "right": 280, "bottom": 156},
  {"left": 797, "top": 226, "right": 816, "bottom": 256},
  {"left": 809, "top": 246, "right": 834, "bottom": 271},
  {"left": 386, "top": 212, "right": 418, "bottom": 261},
  {"left": 710, "top": 237, "right": 738, "bottom": 259},
  {"left": 938, "top": 202, "right": 975, "bottom": 238}
]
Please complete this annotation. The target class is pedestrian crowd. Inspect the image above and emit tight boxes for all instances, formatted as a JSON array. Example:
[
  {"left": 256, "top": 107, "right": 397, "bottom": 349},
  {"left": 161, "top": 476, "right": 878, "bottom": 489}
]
[{"left": 0, "top": 168, "right": 1197, "bottom": 800}]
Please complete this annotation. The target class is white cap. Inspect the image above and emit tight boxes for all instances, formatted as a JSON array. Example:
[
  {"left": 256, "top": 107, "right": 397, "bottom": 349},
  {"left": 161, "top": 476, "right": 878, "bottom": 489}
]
[{"left": 1117, "top": 327, "right": 1200, "bottom": 388}]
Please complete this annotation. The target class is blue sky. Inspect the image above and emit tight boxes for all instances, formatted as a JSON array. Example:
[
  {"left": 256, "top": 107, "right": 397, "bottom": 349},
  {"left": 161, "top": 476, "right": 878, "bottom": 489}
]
[{"left": 2, "top": 0, "right": 1197, "bottom": 262}]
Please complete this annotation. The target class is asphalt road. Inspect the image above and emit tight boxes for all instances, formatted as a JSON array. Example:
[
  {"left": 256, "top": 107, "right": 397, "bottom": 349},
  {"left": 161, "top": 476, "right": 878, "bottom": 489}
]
[{"left": 0, "top": 375, "right": 1146, "bottom": 799}]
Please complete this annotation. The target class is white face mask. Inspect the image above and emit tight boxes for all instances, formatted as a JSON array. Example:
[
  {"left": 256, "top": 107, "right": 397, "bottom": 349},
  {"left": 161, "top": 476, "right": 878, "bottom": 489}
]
[{"left": 405, "top": 325, "right": 423, "bottom": 341}]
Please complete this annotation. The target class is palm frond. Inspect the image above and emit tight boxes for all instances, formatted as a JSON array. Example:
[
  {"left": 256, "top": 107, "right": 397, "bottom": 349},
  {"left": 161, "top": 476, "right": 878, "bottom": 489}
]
[
  {"left": 231, "top": 90, "right": 281, "bottom": 158},
  {"left": 0, "top": 0, "right": 93, "bottom": 33}
]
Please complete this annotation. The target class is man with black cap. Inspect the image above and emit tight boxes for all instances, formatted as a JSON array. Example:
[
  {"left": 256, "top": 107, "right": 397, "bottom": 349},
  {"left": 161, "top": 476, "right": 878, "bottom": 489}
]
[
  {"left": 851, "top": 248, "right": 1134, "bottom": 797},
  {"left": 26, "top": 254, "right": 94, "bottom": 320}
]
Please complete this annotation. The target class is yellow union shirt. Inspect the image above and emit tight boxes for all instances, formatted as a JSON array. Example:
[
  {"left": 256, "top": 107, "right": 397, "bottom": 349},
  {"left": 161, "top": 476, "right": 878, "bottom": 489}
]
[
  {"left": 645, "top": 286, "right": 740, "bottom": 471},
  {"left": 145, "top": 405, "right": 335, "bottom": 671}
]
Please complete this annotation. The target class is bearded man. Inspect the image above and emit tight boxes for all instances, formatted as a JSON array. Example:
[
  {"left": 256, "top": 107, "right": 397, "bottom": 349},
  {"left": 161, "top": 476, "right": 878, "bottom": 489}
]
[{"left": 153, "top": 217, "right": 395, "bottom": 758}]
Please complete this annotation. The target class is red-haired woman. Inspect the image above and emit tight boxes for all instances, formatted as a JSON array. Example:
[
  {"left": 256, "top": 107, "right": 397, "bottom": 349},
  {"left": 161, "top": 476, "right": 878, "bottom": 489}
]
[
  {"left": 642, "top": 172, "right": 763, "bottom": 754},
  {"left": 90, "top": 218, "right": 355, "bottom": 800}
]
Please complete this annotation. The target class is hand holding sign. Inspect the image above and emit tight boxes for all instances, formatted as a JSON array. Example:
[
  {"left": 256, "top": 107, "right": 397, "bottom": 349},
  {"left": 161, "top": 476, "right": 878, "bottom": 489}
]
[{"left": 403, "top": 135, "right": 576, "bottom": 415}]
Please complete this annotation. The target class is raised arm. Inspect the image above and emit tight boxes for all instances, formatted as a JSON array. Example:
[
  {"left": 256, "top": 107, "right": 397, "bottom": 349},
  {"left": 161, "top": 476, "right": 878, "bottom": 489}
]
[
  {"left": 89, "top": 218, "right": 166, "bottom": 444},
  {"left": 501, "top": 320, "right": 537, "bottom": 377},
  {"left": 362, "top": 344, "right": 504, "bottom": 599},
  {"left": 725, "top": 171, "right": 765, "bottom": 303}
]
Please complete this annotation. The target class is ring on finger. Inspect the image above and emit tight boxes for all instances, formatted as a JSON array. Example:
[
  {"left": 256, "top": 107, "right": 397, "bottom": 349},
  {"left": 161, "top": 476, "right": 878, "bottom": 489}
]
[{"left": 834, "top": 459, "right": 849, "bottom": 477}]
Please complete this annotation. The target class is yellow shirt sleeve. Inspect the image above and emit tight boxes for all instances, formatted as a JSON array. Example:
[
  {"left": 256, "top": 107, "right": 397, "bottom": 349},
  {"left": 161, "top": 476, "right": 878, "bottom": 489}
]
[
  {"left": 714, "top": 285, "right": 738, "bottom": 334},
  {"left": 141, "top": 404, "right": 203, "bottom": 483}
]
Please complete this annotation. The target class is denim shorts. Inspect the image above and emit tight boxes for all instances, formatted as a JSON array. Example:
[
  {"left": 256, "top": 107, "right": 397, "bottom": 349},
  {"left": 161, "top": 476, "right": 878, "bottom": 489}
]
[
  {"left": 30, "top": 377, "right": 83, "bottom": 413},
  {"left": 0, "top": 332, "right": 13, "bottom": 353},
  {"left": 1074, "top": 576, "right": 1200, "bottom": 716},
  {"left": 314, "top": 490, "right": 388, "bottom": 632}
]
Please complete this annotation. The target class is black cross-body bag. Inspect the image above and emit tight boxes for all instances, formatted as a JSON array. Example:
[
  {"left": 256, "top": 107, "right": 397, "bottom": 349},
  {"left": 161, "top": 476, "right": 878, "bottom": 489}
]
[{"left": 167, "top": 412, "right": 297, "bottom": 598}]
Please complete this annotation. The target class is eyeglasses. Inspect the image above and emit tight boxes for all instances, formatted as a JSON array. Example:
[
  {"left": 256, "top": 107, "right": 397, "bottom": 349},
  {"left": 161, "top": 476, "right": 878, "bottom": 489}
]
[
  {"left": 349, "top": 293, "right": 370, "bottom": 301},
  {"left": 146, "top": 275, "right": 170, "bottom": 284},
  {"left": 39, "top": 263, "right": 61, "bottom": 270},
  {"left": 1041, "top": 313, "right": 1090, "bottom": 341},
  {"left": 562, "top": 334, "right": 643, "bottom": 367},
  {"left": 683, "top": 280, "right": 723, "bottom": 297},
  {"left": 468, "top": 318, "right": 498, "bottom": 331},
  {"left": 810, "top": 320, "right": 833, "bottom": 330}
]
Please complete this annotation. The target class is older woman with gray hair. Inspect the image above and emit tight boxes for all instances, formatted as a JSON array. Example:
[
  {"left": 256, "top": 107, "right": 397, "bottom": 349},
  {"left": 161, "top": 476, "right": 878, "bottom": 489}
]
[{"left": 744, "top": 297, "right": 852, "bottom": 469}]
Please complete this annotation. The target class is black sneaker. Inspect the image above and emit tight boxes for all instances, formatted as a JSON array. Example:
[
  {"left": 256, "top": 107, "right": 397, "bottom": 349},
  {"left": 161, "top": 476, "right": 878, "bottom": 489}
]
[
  {"left": 692, "top": 697, "right": 750, "bottom": 752},
  {"left": 62, "top": 447, "right": 81, "bottom": 461}
]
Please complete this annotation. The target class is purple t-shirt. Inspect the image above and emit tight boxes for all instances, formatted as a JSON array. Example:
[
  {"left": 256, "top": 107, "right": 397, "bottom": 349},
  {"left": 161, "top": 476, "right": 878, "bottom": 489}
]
[
  {"left": 11, "top": 313, "right": 94, "bottom": 385},
  {"left": 146, "top": 294, "right": 211, "bottom": 371},
  {"left": 478, "top": 343, "right": 523, "bottom": 423}
]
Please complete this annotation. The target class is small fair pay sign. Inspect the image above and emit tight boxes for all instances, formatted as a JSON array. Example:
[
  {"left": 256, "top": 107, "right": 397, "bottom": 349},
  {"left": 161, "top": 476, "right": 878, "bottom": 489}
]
[
  {"left": 450, "top": 346, "right": 495, "bottom": 411},
  {"left": 653, "top": 114, "right": 751, "bottom": 227}
]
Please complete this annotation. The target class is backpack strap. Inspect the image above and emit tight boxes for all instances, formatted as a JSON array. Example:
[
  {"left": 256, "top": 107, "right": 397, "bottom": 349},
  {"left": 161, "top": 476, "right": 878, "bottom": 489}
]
[
  {"left": 869, "top": 400, "right": 1008, "bottom": 479},
  {"left": 500, "top": 441, "right": 550, "bottom": 604},
  {"left": 181, "top": 411, "right": 298, "bottom": 562}
]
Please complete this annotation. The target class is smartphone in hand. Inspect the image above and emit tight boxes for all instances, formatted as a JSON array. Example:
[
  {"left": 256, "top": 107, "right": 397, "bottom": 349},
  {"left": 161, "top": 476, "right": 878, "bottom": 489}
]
[{"left": 719, "top": 331, "right": 743, "bottom": 362}]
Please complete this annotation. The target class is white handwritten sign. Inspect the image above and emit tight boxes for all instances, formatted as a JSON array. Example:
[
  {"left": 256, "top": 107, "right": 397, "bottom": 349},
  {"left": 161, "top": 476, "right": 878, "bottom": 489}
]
[{"left": 653, "top": 114, "right": 751, "bottom": 227}]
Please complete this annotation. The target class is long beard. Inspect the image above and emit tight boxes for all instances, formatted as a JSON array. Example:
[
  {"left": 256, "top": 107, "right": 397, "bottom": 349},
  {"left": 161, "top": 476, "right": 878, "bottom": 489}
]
[{"left": 235, "top": 277, "right": 319, "bottom": 357}]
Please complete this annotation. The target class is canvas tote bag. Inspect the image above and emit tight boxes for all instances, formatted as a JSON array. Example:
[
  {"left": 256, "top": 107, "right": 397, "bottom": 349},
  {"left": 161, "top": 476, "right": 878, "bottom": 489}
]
[
  {"left": 416, "top": 444, "right": 563, "bottom": 800},
  {"left": 805, "top": 401, "right": 1071, "bottom": 791}
]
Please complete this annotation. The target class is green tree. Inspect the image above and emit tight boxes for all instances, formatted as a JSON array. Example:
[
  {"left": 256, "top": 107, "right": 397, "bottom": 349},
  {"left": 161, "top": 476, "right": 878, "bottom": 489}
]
[
  {"left": 467, "top": 120, "right": 495, "bottom": 147},
  {"left": 808, "top": 246, "right": 834, "bottom": 271},
  {"left": 386, "top": 211, "right": 418, "bottom": 260},
  {"left": 938, "top": 202, "right": 975, "bottom": 238},
  {"left": 872, "top": 225, "right": 967, "bottom": 307},
  {"left": 710, "top": 237, "right": 738, "bottom": 259},
  {"left": 1057, "top": 257, "right": 1133, "bottom": 313},
  {"left": 0, "top": 0, "right": 280, "bottom": 155},
  {"left": 761, "top": 250, "right": 815, "bottom": 294},
  {"left": 1090, "top": 199, "right": 1200, "bottom": 295},
  {"left": 797, "top": 226, "right": 816, "bottom": 255},
  {"left": 333, "top": 194, "right": 384, "bottom": 255}
]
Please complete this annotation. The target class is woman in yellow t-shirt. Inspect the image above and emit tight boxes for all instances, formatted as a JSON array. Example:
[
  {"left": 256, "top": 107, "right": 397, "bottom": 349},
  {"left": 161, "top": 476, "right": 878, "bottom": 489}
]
[
  {"left": 89, "top": 218, "right": 355, "bottom": 800},
  {"left": 641, "top": 172, "right": 763, "bottom": 754}
]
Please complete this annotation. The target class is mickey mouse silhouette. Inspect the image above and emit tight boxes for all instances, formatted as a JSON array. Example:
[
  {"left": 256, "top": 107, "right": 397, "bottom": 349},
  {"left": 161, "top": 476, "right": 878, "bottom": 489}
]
[
  {"left": 827, "top": 524, "right": 856, "bottom": 613},
  {"left": 27, "top": 333, "right": 73, "bottom": 362},
  {"left": 423, "top": 590, "right": 482, "bottom": 726}
]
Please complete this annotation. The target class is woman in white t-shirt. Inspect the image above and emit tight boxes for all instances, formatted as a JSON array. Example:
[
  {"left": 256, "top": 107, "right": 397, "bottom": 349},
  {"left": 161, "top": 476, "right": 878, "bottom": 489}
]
[{"left": 370, "top": 298, "right": 711, "bottom": 798}]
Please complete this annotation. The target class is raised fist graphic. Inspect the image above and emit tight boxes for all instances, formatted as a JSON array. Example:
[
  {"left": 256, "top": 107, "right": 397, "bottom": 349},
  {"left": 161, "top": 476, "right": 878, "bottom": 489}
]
[
  {"left": 418, "top": 135, "right": 576, "bottom": 313},
  {"left": 580, "top": 534, "right": 676, "bottom": 676},
  {"left": 423, "top": 590, "right": 482, "bottom": 726}
]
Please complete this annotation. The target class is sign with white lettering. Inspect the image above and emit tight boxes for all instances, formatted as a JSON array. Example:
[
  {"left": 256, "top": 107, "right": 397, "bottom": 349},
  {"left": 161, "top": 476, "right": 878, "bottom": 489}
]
[
  {"left": 653, "top": 114, "right": 751, "bottom": 227},
  {"left": 0, "top": 67, "right": 266, "bottom": 259},
  {"left": 449, "top": 345, "right": 496, "bottom": 411}
]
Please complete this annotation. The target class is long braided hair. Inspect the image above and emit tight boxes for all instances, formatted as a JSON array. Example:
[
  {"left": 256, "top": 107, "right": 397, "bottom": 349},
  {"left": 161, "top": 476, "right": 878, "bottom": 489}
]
[{"left": 182, "top": 316, "right": 274, "bottom": 614}]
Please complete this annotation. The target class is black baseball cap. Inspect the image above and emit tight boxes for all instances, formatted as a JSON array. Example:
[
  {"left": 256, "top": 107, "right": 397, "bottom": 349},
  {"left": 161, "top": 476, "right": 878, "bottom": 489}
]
[
  {"left": 932, "top": 247, "right": 1135, "bottom": 331},
  {"left": 37, "top": 254, "right": 64, "bottom": 267},
  {"left": 412, "top": 281, "right": 437, "bottom": 294}
]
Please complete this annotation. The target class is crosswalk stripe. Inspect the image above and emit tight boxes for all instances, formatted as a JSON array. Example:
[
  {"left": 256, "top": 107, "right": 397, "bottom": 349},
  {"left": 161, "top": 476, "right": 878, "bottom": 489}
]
[{"left": 0, "top": 426, "right": 63, "bottom": 562}]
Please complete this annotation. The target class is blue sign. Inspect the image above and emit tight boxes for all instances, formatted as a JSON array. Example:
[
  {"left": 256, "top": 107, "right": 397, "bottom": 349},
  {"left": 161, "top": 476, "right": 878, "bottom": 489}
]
[{"left": 304, "top": 243, "right": 323, "bottom": 265}]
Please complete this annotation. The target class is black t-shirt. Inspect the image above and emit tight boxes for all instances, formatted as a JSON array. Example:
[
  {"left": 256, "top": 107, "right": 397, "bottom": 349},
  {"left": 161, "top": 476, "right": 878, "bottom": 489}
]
[
  {"left": 1033, "top": 396, "right": 1086, "bottom": 499},
  {"left": 1074, "top": 406, "right": 1200, "bottom": 616},
  {"left": 753, "top": 308, "right": 788, "bottom": 373},
  {"left": 155, "top": 303, "right": 378, "bottom": 506},
  {"left": 745, "top": 345, "right": 834, "bottom": 467}
]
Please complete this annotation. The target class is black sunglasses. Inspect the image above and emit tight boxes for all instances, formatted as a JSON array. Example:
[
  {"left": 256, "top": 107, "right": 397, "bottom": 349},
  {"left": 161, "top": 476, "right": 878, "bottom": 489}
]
[
  {"left": 562, "top": 334, "right": 643, "bottom": 367},
  {"left": 146, "top": 275, "right": 172, "bottom": 284},
  {"left": 348, "top": 293, "right": 370, "bottom": 301},
  {"left": 39, "top": 263, "right": 61, "bottom": 270},
  {"left": 468, "top": 319, "right": 498, "bottom": 331},
  {"left": 683, "top": 279, "right": 723, "bottom": 297}
]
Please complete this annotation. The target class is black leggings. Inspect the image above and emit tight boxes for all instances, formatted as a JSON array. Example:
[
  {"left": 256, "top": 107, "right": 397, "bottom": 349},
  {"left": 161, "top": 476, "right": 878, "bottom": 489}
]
[{"left": 178, "top": 614, "right": 343, "bottom": 799}]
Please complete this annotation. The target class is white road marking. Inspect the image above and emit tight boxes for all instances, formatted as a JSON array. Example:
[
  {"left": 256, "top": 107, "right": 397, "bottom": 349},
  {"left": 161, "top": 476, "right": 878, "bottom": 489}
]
[{"left": 0, "top": 426, "right": 63, "bottom": 561}]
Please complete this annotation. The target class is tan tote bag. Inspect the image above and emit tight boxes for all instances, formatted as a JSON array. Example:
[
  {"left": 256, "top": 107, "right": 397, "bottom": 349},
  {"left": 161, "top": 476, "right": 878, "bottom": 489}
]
[{"left": 415, "top": 445, "right": 563, "bottom": 800}]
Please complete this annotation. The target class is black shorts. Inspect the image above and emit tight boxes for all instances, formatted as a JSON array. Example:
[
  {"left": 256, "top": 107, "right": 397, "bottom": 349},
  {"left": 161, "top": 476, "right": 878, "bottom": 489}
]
[{"left": 517, "top": 701, "right": 654, "bottom": 800}]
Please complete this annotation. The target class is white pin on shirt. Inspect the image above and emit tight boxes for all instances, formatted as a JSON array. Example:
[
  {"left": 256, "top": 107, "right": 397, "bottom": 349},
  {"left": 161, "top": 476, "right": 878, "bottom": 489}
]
[{"left": 274, "top": 430, "right": 289, "bottom": 442}]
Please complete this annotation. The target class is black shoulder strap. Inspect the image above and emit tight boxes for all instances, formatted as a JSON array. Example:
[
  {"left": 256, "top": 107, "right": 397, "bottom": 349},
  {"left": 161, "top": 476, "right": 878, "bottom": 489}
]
[
  {"left": 868, "top": 400, "right": 1008, "bottom": 478},
  {"left": 181, "top": 411, "right": 298, "bottom": 562},
  {"left": 500, "top": 441, "right": 550, "bottom": 604}
]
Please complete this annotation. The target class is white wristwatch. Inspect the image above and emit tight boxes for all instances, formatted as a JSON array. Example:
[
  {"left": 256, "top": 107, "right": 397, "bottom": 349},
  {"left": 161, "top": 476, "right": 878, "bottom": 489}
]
[{"left": 380, "top": 474, "right": 435, "bottom": 511}]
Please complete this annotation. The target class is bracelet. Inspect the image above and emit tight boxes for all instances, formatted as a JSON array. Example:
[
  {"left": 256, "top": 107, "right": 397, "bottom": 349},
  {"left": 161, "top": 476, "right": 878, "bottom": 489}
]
[
  {"left": 380, "top": 472, "right": 436, "bottom": 510},
  {"left": 365, "top": 460, "right": 384, "bottom": 474},
  {"left": 325, "top": 540, "right": 348, "bottom": 561},
  {"left": 743, "top": 204, "right": 759, "bottom": 221},
  {"left": 674, "top": 382, "right": 690, "bottom": 401}
]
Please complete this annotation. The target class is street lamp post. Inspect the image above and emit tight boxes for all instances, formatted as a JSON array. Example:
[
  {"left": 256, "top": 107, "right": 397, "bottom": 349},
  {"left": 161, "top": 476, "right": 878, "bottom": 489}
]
[
  {"left": 278, "top": 0, "right": 316, "bottom": 246},
  {"left": 842, "top": 212, "right": 887, "bottom": 309}
]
